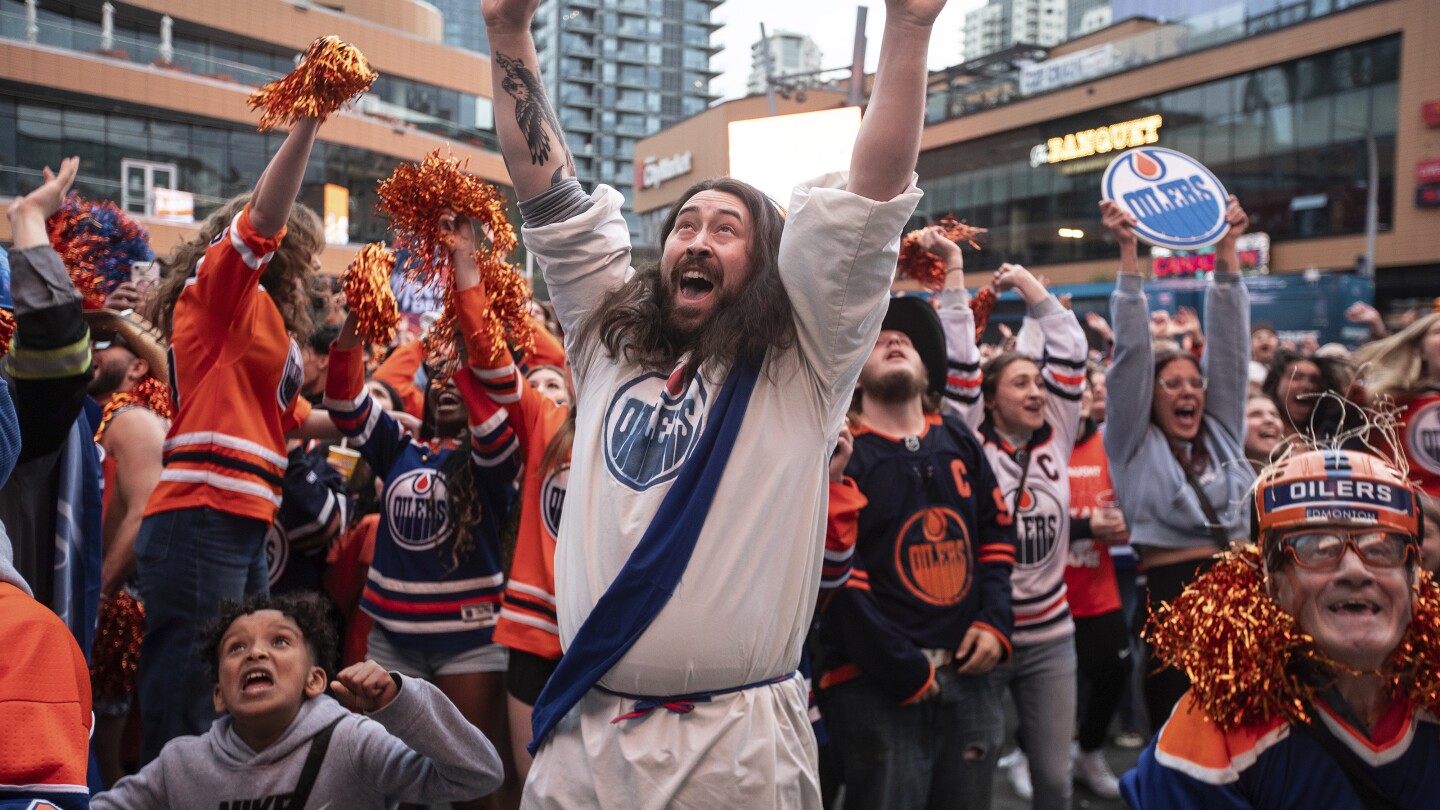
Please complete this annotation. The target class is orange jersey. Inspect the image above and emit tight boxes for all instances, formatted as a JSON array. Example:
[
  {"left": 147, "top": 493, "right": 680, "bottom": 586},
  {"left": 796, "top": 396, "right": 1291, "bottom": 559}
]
[
  {"left": 372, "top": 338, "right": 427, "bottom": 420},
  {"left": 457, "top": 286, "right": 569, "bottom": 660},
  {"left": 0, "top": 582, "right": 92, "bottom": 801},
  {"left": 145, "top": 206, "right": 309, "bottom": 524},
  {"left": 1063, "top": 429, "right": 1122, "bottom": 618}
]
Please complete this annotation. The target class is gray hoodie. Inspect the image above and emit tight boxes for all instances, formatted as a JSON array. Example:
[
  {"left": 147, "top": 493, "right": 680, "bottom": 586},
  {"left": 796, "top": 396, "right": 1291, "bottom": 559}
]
[
  {"left": 92, "top": 674, "right": 503, "bottom": 809},
  {"left": 1103, "top": 271, "right": 1256, "bottom": 550}
]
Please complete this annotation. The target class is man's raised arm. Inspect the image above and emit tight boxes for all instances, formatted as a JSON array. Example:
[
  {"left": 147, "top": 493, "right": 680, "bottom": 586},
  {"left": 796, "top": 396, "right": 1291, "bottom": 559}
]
[
  {"left": 483, "top": 0, "right": 576, "bottom": 201},
  {"left": 848, "top": 0, "right": 946, "bottom": 202}
]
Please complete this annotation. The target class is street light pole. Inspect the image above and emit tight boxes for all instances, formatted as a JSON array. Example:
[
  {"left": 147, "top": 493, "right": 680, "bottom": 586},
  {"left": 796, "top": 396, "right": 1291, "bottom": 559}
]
[{"left": 1363, "top": 132, "right": 1377, "bottom": 279}]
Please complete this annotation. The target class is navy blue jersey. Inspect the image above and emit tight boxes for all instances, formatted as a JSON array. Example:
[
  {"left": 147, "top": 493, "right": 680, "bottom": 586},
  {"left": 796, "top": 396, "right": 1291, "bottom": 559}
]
[{"left": 819, "top": 413, "right": 1016, "bottom": 703}]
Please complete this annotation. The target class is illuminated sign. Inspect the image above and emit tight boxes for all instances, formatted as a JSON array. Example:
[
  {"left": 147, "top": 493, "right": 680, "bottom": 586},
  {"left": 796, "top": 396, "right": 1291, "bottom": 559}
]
[
  {"left": 1150, "top": 233, "right": 1270, "bottom": 278},
  {"left": 1030, "top": 115, "right": 1163, "bottom": 167},
  {"left": 323, "top": 183, "right": 349, "bottom": 246},
  {"left": 728, "top": 107, "right": 863, "bottom": 207},
  {"left": 638, "top": 151, "right": 693, "bottom": 190}
]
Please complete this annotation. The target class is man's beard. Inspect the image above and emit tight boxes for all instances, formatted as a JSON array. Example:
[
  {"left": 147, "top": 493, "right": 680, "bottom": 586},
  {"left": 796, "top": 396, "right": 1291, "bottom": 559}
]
[
  {"left": 864, "top": 367, "right": 928, "bottom": 405},
  {"left": 88, "top": 361, "right": 129, "bottom": 398}
]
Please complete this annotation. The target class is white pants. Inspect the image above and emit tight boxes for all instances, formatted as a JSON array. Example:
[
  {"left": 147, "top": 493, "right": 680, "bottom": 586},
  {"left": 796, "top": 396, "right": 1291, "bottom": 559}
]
[{"left": 522, "top": 675, "right": 821, "bottom": 809}]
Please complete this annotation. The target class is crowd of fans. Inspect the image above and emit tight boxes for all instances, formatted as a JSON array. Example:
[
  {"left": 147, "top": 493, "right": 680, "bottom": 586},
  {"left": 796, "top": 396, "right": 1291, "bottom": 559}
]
[{"left": 3, "top": 25, "right": 1439, "bottom": 810}]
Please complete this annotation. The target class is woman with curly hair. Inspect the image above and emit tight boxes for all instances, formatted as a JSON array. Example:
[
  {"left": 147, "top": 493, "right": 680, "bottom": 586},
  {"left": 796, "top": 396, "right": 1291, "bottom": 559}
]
[
  {"left": 324, "top": 212, "right": 521, "bottom": 809},
  {"left": 1260, "top": 348, "right": 1357, "bottom": 443},
  {"left": 1353, "top": 311, "right": 1440, "bottom": 497},
  {"left": 133, "top": 116, "right": 337, "bottom": 763}
]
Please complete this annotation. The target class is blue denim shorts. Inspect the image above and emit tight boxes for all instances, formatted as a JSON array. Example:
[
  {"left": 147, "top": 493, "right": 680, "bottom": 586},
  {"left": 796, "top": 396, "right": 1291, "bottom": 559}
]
[{"left": 365, "top": 626, "right": 508, "bottom": 677}]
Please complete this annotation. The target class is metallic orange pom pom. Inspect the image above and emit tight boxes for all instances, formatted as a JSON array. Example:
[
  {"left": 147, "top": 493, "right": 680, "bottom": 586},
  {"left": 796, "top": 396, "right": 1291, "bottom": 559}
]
[
  {"left": 897, "top": 217, "right": 987, "bottom": 291},
  {"left": 247, "top": 35, "right": 378, "bottom": 131},
  {"left": 376, "top": 150, "right": 526, "bottom": 378},
  {"left": 1147, "top": 547, "right": 1440, "bottom": 732},
  {"left": 0, "top": 309, "right": 13, "bottom": 359},
  {"left": 343, "top": 243, "right": 400, "bottom": 345}
]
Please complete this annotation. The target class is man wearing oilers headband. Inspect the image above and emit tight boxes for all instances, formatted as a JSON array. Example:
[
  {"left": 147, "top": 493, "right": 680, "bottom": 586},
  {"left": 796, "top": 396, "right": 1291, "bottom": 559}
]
[{"left": 1122, "top": 448, "right": 1440, "bottom": 809}]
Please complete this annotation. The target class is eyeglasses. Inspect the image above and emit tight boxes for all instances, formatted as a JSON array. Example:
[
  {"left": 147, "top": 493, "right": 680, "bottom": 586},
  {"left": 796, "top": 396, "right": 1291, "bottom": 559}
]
[
  {"left": 1156, "top": 375, "right": 1207, "bottom": 392},
  {"left": 1278, "top": 529, "right": 1413, "bottom": 569}
]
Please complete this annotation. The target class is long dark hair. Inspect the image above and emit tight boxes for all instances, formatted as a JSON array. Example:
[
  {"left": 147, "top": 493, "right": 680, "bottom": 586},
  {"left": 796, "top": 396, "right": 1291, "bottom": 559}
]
[
  {"left": 571, "top": 177, "right": 795, "bottom": 381},
  {"left": 1261, "top": 349, "right": 1357, "bottom": 441},
  {"left": 147, "top": 194, "right": 321, "bottom": 344},
  {"left": 419, "top": 385, "right": 484, "bottom": 573}
]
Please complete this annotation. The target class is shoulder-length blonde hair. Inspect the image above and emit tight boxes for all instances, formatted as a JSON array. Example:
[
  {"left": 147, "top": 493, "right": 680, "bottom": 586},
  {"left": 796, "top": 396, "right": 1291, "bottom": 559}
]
[
  {"left": 1353, "top": 312, "right": 1440, "bottom": 401},
  {"left": 146, "top": 194, "right": 322, "bottom": 343}
]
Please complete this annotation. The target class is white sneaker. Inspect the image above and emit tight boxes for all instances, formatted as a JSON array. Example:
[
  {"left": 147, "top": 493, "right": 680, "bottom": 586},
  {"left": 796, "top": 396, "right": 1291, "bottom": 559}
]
[
  {"left": 999, "top": 749, "right": 1033, "bottom": 801},
  {"left": 1072, "top": 742, "right": 1121, "bottom": 799}
]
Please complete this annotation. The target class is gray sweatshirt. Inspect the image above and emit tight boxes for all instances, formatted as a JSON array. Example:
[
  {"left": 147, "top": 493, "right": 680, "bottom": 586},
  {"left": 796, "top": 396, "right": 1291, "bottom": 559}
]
[
  {"left": 92, "top": 674, "right": 503, "bottom": 809},
  {"left": 1103, "top": 271, "right": 1256, "bottom": 551}
]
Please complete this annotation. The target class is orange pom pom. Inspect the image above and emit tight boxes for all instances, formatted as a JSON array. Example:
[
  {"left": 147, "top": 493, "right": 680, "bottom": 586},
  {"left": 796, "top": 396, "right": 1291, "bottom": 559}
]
[
  {"left": 376, "top": 150, "right": 526, "bottom": 378},
  {"left": 247, "top": 35, "right": 377, "bottom": 131},
  {"left": 343, "top": 243, "right": 400, "bottom": 344},
  {"left": 0, "top": 309, "right": 14, "bottom": 359},
  {"left": 897, "top": 217, "right": 987, "bottom": 291},
  {"left": 1147, "top": 547, "right": 1440, "bottom": 732}
]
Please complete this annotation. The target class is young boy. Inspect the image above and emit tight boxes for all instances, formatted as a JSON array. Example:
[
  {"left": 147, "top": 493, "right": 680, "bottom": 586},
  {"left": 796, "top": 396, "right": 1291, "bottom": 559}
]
[{"left": 93, "top": 593, "right": 504, "bottom": 809}]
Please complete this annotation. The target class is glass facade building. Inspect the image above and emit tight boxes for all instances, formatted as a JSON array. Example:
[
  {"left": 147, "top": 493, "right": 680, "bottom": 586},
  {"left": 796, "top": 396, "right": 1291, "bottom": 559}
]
[
  {"left": 0, "top": 89, "right": 511, "bottom": 245},
  {"left": 532, "top": 0, "right": 721, "bottom": 237},
  {"left": 917, "top": 36, "right": 1399, "bottom": 274}
]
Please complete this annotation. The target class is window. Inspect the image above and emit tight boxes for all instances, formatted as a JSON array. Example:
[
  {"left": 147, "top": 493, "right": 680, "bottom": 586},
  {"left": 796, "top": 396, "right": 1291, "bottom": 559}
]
[{"left": 120, "top": 158, "right": 177, "bottom": 216}]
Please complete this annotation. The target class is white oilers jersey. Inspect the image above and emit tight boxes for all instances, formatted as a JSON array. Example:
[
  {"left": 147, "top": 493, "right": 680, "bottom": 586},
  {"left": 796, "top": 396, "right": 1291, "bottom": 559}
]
[
  {"left": 527, "top": 174, "right": 922, "bottom": 695},
  {"left": 940, "top": 291, "right": 1088, "bottom": 646}
]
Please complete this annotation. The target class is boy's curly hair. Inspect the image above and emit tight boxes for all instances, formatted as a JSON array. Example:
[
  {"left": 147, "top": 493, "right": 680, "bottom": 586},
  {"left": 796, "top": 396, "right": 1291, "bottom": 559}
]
[{"left": 200, "top": 592, "right": 339, "bottom": 684}]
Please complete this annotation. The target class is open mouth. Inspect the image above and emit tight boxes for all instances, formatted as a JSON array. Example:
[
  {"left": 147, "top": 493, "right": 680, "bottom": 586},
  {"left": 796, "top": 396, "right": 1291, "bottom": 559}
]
[
  {"left": 241, "top": 668, "right": 275, "bottom": 694},
  {"left": 885, "top": 349, "right": 907, "bottom": 362},
  {"left": 436, "top": 389, "right": 462, "bottom": 409},
  {"left": 1257, "top": 425, "right": 1283, "bottom": 440},
  {"left": 1328, "top": 599, "right": 1381, "bottom": 616},
  {"left": 1173, "top": 404, "right": 1199, "bottom": 427},
  {"left": 679, "top": 270, "right": 716, "bottom": 303}
]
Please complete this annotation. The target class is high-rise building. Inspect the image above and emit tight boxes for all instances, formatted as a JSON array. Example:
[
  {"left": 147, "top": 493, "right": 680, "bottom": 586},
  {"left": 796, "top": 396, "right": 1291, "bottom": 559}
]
[
  {"left": 531, "top": 0, "right": 722, "bottom": 239},
  {"left": 962, "top": 0, "right": 1068, "bottom": 62},
  {"left": 1066, "top": 0, "right": 1109, "bottom": 39},
  {"left": 430, "top": 0, "right": 490, "bottom": 53},
  {"left": 746, "top": 29, "right": 823, "bottom": 97},
  {"left": 0, "top": 0, "right": 507, "bottom": 274}
]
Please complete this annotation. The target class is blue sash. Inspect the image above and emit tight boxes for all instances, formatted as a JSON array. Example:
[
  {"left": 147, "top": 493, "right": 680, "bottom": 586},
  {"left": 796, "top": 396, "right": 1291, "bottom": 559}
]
[{"left": 528, "top": 354, "right": 764, "bottom": 753}]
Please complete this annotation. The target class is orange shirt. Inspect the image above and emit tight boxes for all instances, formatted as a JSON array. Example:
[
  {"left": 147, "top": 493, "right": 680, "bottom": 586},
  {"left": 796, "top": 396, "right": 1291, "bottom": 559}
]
[
  {"left": 145, "top": 206, "right": 309, "bottom": 524},
  {"left": 0, "top": 582, "right": 92, "bottom": 799},
  {"left": 1063, "top": 429, "right": 1122, "bottom": 618},
  {"left": 457, "top": 286, "right": 570, "bottom": 660}
]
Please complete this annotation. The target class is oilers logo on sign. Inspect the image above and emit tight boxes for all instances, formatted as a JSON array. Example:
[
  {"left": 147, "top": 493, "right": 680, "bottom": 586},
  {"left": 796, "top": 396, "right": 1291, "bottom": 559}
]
[
  {"left": 604, "top": 371, "right": 708, "bottom": 491},
  {"left": 1102, "top": 147, "right": 1230, "bottom": 251}
]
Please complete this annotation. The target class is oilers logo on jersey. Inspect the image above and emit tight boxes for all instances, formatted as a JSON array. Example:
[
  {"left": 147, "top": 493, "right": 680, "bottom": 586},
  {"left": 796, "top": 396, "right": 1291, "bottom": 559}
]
[
  {"left": 541, "top": 466, "right": 569, "bottom": 539},
  {"left": 894, "top": 506, "right": 973, "bottom": 606},
  {"left": 278, "top": 337, "right": 303, "bottom": 410},
  {"left": 265, "top": 522, "right": 287, "bottom": 587},
  {"left": 603, "top": 371, "right": 709, "bottom": 491},
  {"left": 1008, "top": 485, "right": 1064, "bottom": 569},
  {"left": 1405, "top": 400, "right": 1440, "bottom": 476},
  {"left": 384, "top": 469, "right": 452, "bottom": 550}
]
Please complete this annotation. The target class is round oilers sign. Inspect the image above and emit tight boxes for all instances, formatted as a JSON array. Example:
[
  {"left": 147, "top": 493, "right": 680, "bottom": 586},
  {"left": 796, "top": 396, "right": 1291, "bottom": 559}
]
[{"left": 1102, "top": 147, "right": 1230, "bottom": 251}]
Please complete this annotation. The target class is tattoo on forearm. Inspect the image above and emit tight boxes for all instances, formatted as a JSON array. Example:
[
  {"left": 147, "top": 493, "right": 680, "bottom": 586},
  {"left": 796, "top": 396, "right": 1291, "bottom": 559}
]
[{"left": 496, "top": 51, "right": 574, "bottom": 182}]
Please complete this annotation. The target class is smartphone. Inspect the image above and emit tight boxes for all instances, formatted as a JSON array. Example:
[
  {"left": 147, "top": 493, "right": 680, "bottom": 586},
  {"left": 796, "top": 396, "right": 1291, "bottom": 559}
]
[{"left": 131, "top": 260, "right": 159, "bottom": 294}]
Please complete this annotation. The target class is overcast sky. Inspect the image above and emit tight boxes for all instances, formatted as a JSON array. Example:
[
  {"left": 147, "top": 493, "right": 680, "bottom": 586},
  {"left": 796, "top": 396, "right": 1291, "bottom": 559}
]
[{"left": 709, "top": 0, "right": 987, "bottom": 102}]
